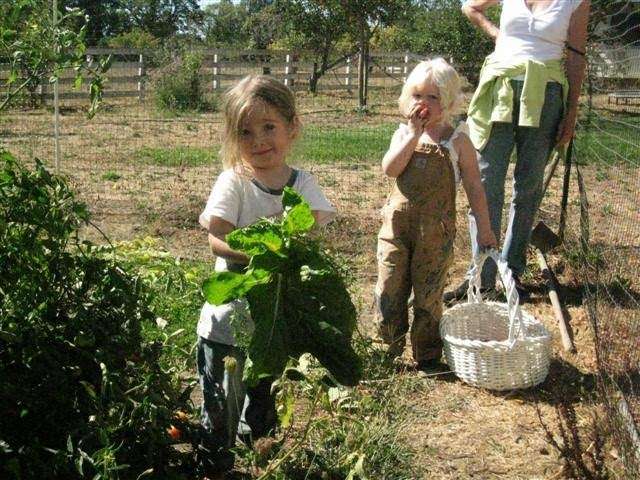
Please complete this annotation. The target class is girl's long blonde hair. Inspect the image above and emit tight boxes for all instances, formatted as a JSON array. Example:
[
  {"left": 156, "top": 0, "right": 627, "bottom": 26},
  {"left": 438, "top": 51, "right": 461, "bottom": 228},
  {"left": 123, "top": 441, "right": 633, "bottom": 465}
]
[
  {"left": 398, "top": 58, "right": 462, "bottom": 125},
  {"left": 220, "top": 75, "right": 298, "bottom": 169}
]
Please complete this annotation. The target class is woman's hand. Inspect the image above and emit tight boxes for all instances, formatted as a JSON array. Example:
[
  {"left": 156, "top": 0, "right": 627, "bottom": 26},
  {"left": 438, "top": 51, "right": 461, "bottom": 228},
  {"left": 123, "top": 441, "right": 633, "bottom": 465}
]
[
  {"left": 556, "top": 108, "right": 578, "bottom": 146},
  {"left": 478, "top": 227, "right": 498, "bottom": 249}
]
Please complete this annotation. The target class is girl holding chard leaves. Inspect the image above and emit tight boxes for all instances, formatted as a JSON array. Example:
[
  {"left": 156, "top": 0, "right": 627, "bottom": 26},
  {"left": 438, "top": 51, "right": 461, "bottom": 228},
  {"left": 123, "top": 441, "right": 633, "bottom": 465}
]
[{"left": 196, "top": 75, "right": 335, "bottom": 477}]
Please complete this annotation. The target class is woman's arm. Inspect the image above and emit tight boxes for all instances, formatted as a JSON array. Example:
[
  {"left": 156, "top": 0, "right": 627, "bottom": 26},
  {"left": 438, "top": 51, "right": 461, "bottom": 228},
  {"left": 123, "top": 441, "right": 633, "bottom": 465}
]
[
  {"left": 557, "top": 0, "right": 590, "bottom": 146},
  {"left": 207, "top": 216, "right": 249, "bottom": 264},
  {"left": 461, "top": 0, "right": 501, "bottom": 41},
  {"left": 456, "top": 134, "right": 497, "bottom": 248},
  {"left": 382, "top": 104, "right": 426, "bottom": 177}
]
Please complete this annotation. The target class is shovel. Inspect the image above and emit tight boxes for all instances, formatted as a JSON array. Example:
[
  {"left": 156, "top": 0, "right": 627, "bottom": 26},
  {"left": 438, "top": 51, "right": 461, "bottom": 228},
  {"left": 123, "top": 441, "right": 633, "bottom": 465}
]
[{"left": 530, "top": 221, "right": 575, "bottom": 352}]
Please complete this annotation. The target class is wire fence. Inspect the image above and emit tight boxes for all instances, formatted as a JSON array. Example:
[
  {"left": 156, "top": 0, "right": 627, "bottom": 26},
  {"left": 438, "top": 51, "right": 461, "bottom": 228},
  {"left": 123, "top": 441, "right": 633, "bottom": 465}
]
[{"left": 573, "top": 1, "right": 640, "bottom": 476}]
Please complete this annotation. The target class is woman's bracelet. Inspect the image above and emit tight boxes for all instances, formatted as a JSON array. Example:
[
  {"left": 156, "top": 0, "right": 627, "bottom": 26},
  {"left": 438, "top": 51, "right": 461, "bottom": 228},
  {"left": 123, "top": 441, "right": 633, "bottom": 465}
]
[{"left": 566, "top": 43, "right": 586, "bottom": 56}]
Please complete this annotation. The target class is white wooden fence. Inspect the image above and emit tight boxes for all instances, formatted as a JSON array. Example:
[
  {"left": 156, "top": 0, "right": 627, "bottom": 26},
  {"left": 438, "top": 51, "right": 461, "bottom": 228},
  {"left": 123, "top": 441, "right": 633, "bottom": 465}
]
[
  {"left": 1, "top": 48, "right": 426, "bottom": 105},
  {"left": 0, "top": 49, "right": 145, "bottom": 102}
]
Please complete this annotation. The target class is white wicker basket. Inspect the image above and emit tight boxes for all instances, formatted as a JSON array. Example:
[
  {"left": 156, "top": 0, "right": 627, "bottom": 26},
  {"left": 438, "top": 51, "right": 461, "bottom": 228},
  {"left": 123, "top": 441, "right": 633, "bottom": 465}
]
[{"left": 440, "top": 250, "right": 551, "bottom": 391}]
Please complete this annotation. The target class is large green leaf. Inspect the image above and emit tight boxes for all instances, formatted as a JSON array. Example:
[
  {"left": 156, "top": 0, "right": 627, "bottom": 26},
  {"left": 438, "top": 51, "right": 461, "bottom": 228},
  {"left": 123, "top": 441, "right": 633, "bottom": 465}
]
[
  {"left": 226, "top": 221, "right": 284, "bottom": 256},
  {"left": 282, "top": 201, "right": 315, "bottom": 236},
  {"left": 282, "top": 186, "right": 303, "bottom": 209},
  {"left": 202, "top": 269, "right": 271, "bottom": 305},
  {"left": 244, "top": 280, "right": 302, "bottom": 384}
]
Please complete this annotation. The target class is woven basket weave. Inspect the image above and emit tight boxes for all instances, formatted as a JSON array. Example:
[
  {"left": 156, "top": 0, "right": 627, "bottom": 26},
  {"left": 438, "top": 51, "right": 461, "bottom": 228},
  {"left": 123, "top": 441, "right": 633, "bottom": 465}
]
[{"left": 440, "top": 250, "right": 551, "bottom": 391}]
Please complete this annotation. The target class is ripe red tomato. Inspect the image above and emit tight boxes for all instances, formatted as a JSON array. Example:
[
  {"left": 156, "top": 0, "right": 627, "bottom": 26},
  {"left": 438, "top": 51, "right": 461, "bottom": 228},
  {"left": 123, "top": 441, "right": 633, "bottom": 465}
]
[{"left": 167, "top": 425, "right": 181, "bottom": 441}]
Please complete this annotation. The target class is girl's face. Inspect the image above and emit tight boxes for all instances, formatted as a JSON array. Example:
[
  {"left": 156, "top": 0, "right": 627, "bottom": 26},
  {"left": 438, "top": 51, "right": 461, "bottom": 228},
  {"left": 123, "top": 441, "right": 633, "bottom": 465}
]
[
  {"left": 237, "top": 100, "right": 297, "bottom": 171},
  {"left": 409, "top": 79, "right": 444, "bottom": 126}
]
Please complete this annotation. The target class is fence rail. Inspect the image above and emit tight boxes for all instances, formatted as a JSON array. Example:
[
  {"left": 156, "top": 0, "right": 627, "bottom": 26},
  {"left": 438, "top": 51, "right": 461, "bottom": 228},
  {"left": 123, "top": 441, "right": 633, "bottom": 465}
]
[{"left": 1, "top": 48, "right": 428, "bottom": 106}]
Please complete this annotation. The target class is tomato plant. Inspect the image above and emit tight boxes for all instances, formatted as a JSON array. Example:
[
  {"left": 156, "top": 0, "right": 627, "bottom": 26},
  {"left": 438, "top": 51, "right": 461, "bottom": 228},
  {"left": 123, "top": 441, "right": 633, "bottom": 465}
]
[{"left": 0, "top": 152, "right": 195, "bottom": 479}]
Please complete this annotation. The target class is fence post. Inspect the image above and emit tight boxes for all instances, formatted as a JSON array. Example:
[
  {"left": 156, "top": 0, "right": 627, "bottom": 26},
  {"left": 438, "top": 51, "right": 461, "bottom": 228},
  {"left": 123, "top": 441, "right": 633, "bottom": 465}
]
[
  {"left": 345, "top": 57, "right": 351, "bottom": 88},
  {"left": 213, "top": 52, "right": 219, "bottom": 90},
  {"left": 284, "top": 53, "right": 289, "bottom": 86},
  {"left": 138, "top": 53, "right": 145, "bottom": 101},
  {"left": 403, "top": 53, "right": 409, "bottom": 83},
  {"left": 284, "top": 53, "right": 291, "bottom": 87}
]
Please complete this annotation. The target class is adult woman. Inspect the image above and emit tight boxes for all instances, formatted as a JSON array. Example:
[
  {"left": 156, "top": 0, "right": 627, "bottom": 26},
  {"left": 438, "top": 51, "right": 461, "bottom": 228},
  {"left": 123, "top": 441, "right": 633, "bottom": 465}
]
[{"left": 445, "top": 0, "right": 590, "bottom": 303}]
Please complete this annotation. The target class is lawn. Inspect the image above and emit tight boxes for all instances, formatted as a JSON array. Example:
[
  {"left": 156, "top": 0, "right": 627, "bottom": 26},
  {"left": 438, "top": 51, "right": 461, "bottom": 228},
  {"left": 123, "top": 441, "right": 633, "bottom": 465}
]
[{"left": 574, "top": 110, "right": 640, "bottom": 166}]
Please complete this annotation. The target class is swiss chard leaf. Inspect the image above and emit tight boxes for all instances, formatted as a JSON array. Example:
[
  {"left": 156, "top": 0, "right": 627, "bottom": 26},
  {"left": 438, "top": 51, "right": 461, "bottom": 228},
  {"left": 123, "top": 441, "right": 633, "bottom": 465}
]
[
  {"left": 243, "top": 280, "right": 300, "bottom": 385},
  {"left": 282, "top": 202, "right": 315, "bottom": 236},
  {"left": 282, "top": 187, "right": 303, "bottom": 209},
  {"left": 202, "top": 269, "right": 271, "bottom": 305},
  {"left": 226, "top": 221, "right": 284, "bottom": 256}
]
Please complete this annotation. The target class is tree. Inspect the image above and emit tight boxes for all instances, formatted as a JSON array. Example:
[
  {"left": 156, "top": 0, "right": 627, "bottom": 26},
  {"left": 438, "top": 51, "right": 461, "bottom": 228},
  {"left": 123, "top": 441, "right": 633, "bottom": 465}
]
[
  {"left": 0, "top": 0, "right": 109, "bottom": 114},
  {"left": 62, "top": 0, "right": 127, "bottom": 44},
  {"left": 274, "top": 1, "right": 354, "bottom": 93},
  {"left": 201, "top": 0, "right": 251, "bottom": 47},
  {"left": 332, "top": 0, "right": 411, "bottom": 107},
  {"left": 243, "top": 1, "right": 281, "bottom": 49},
  {"left": 120, "top": 0, "right": 203, "bottom": 39},
  {"left": 274, "top": 0, "right": 410, "bottom": 103},
  {"left": 409, "top": 0, "right": 499, "bottom": 86}
]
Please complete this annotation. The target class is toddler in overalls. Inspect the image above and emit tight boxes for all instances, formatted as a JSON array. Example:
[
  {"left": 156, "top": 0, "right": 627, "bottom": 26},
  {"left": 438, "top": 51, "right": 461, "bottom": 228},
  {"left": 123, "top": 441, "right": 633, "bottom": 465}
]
[{"left": 375, "top": 58, "right": 497, "bottom": 368}]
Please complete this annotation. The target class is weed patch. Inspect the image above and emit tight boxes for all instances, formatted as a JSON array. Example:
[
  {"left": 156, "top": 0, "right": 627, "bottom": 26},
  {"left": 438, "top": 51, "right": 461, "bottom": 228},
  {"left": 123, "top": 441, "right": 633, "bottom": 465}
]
[
  {"left": 101, "top": 170, "right": 122, "bottom": 181},
  {"left": 132, "top": 146, "right": 217, "bottom": 167},
  {"left": 291, "top": 124, "right": 396, "bottom": 165},
  {"left": 234, "top": 341, "right": 421, "bottom": 479},
  {"left": 109, "top": 237, "right": 213, "bottom": 367}
]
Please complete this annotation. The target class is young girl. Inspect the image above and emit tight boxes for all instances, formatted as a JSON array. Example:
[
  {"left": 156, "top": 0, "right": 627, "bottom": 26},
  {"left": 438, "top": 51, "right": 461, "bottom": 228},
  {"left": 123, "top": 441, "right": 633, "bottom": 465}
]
[
  {"left": 196, "top": 75, "right": 336, "bottom": 476},
  {"left": 375, "top": 58, "right": 497, "bottom": 369}
]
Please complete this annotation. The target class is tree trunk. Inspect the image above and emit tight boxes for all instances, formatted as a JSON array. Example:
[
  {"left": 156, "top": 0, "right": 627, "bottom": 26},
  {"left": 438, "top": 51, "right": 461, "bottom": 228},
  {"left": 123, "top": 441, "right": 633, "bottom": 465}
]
[{"left": 309, "top": 62, "right": 319, "bottom": 93}]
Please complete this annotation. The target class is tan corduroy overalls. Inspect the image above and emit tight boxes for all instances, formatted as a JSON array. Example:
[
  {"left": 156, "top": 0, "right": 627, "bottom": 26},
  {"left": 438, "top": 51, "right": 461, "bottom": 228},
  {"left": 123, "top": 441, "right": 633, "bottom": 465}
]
[{"left": 375, "top": 139, "right": 457, "bottom": 364}]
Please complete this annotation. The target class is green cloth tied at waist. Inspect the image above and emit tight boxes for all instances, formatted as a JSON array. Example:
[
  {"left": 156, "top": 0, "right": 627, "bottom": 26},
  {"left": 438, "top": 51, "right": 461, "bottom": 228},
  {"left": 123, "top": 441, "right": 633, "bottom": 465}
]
[{"left": 467, "top": 54, "right": 569, "bottom": 152}]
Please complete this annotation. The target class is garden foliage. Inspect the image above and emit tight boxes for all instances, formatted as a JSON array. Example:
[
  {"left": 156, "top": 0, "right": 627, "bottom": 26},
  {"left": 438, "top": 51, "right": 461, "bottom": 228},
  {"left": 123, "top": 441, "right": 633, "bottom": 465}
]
[
  {"left": 202, "top": 188, "right": 362, "bottom": 387},
  {"left": 0, "top": 152, "right": 192, "bottom": 479},
  {"left": 152, "top": 52, "right": 216, "bottom": 112},
  {"left": 0, "top": 0, "right": 109, "bottom": 114}
]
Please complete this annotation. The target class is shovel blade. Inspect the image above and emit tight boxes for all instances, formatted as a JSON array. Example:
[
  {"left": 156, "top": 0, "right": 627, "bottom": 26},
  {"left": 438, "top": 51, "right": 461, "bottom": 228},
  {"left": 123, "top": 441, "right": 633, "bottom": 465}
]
[{"left": 531, "top": 221, "right": 561, "bottom": 253}]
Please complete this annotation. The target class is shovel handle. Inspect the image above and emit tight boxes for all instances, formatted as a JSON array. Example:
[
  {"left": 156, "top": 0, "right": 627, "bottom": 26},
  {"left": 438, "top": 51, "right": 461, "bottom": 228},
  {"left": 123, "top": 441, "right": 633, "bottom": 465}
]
[{"left": 535, "top": 249, "right": 575, "bottom": 352}]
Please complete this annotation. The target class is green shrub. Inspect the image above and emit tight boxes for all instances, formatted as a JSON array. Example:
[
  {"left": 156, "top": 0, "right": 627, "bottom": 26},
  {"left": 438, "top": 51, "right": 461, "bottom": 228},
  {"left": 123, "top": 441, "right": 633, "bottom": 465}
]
[
  {"left": 106, "top": 28, "right": 160, "bottom": 51},
  {"left": 0, "top": 152, "right": 194, "bottom": 479},
  {"left": 152, "top": 53, "right": 216, "bottom": 112}
]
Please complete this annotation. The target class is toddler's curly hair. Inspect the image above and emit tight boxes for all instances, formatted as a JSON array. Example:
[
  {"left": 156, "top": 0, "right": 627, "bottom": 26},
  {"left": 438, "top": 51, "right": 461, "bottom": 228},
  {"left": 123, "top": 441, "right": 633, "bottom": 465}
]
[{"left": 398, "top": 58, "right": 463, "bottom": 125}]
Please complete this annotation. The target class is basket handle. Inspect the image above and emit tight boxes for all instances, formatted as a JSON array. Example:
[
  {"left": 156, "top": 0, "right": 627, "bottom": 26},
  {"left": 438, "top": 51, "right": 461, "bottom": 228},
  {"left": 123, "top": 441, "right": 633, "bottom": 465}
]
[{"left": 466, "top": 249, "right": 524, "bottom": 347}]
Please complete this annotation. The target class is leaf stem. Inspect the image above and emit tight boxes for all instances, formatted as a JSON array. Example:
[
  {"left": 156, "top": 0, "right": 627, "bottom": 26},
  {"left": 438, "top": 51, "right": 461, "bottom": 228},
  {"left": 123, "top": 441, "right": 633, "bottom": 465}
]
[{"left": 267, "top": 273, "right": 282, "bottom": 346}]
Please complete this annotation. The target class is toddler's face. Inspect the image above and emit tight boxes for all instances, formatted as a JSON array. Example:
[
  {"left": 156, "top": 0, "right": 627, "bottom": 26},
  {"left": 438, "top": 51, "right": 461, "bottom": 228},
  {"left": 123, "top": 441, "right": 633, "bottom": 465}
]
[
  {"left": 409, "top": 80, "right": 444, "bottom": 126},
  {"left": 238, "top": 100, "right": 297, "bottom": 171}
]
